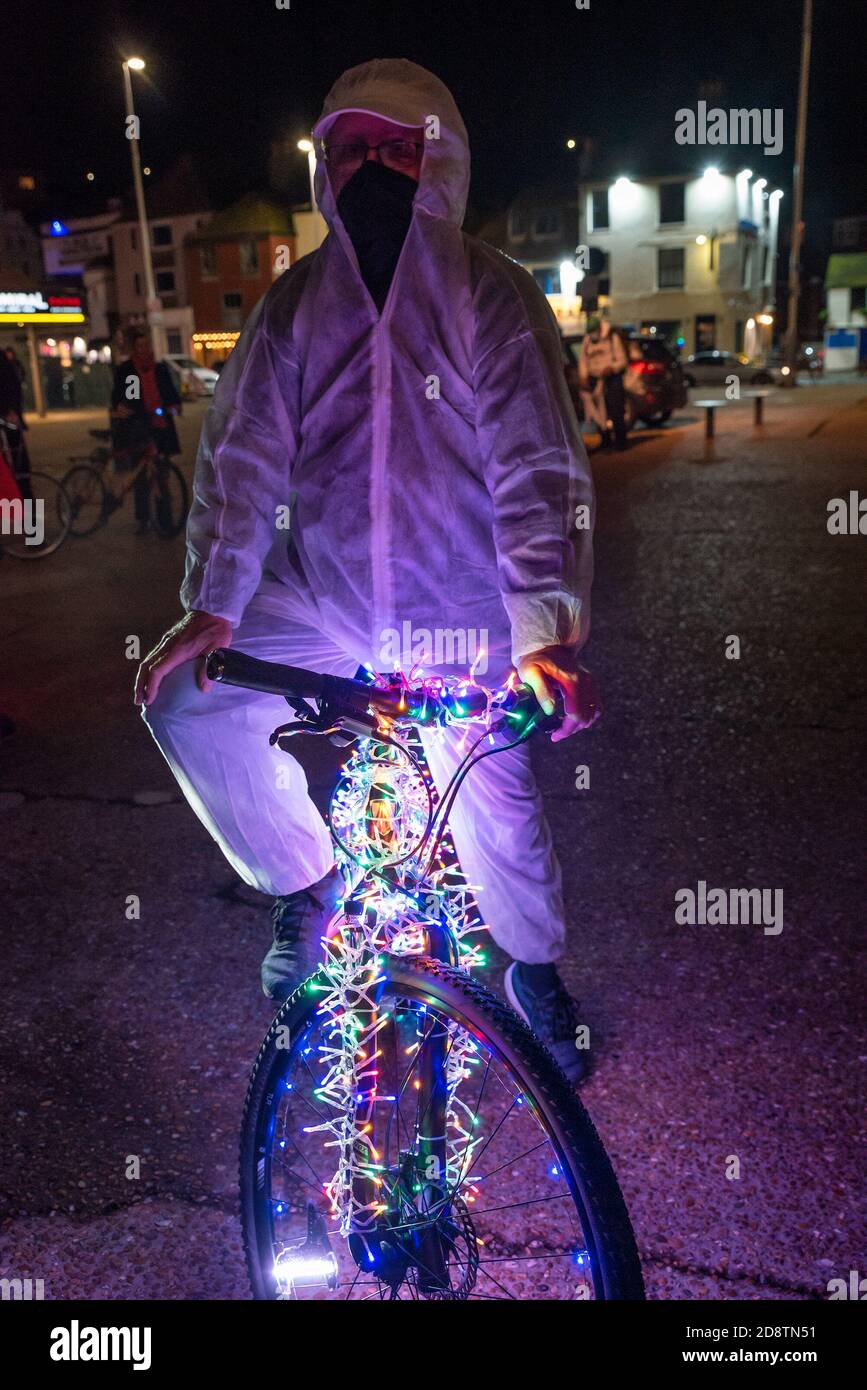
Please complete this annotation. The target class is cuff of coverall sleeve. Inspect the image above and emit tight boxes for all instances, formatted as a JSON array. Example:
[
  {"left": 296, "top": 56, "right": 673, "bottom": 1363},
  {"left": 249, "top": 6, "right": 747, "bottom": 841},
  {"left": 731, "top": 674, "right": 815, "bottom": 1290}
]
[
  {"left": 507, "top": 594, "right": 584, "bottom": 669},
  {"left": 180, "top": 567, "right": 241, "bottom": 628}
]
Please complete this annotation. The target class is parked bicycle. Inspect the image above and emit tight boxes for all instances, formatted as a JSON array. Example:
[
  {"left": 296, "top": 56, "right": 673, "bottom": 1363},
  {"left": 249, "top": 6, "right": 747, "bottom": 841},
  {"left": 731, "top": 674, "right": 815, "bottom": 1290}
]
[
  {"left": 206, "top": 646, "right": 644, "bottom": 1302},
  {"left": 0, "top": 418, "right": 71, "bottom": 560},
  {"left": 62, "top": 425, "right": 188, "bottom": 539}
]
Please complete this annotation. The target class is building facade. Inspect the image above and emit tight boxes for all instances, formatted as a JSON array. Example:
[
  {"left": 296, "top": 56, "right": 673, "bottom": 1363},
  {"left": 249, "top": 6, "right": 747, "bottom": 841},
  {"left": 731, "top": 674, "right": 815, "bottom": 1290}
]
[
  {"left": 580, "top": 169, "right": 782, "bottom": 356},
  {"left": 184, "top": 195, "right": 301, "bottom": 366},
  {"left": 488, "top": 168, "right": 783, "bottom": 356}
]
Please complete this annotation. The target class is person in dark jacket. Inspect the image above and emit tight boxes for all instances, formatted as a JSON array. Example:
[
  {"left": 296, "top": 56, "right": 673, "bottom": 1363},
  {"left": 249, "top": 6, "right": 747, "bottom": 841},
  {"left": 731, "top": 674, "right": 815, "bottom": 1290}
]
[
  {"left": 111, "top": 331, "right": 182, "bottom": 533},
  {"left": 0, "top": 348, "right": 32, "bottom": 495}
]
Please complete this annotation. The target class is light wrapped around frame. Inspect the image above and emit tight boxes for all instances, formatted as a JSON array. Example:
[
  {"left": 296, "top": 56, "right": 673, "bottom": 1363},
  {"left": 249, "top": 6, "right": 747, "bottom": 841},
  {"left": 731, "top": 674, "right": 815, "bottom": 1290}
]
[{"left": 308, "top": 719, "right": 492, "bottom": 1237}]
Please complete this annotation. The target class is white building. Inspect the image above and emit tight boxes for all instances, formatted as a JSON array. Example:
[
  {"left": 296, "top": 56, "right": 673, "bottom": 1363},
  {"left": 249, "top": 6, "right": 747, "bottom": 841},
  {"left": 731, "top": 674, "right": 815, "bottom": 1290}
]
[{"left": 581, "top": 168, "right": 783, "bottom": 356}]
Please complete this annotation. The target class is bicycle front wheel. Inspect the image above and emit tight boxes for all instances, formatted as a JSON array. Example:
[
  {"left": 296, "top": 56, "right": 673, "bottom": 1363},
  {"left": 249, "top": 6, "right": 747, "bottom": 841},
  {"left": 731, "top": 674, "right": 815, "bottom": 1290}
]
[
  {"left": 149, "top": 459, "right": 188, "bottom": 538},
  {"left": 2, "top": 471, "right": 71, "bottom": 559},
  {"left": 240, "top": 955, "right": 644, "bottom": 1301}
]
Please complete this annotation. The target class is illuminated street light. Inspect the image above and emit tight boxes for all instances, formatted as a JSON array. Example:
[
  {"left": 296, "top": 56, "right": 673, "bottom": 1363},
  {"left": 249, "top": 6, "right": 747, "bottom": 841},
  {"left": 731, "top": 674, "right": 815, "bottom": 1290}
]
[
  {"left": 122, "top": 56, "right": 166, "bottom": 356},
  {"left": 298, "top": 137, "right": 324, "bottom": 247},
  {"left": 566, "top": 138, "right": 576, "bottom": 150},
  {"left": 695, "top": 234, "right": 707, "bottom": 246}
]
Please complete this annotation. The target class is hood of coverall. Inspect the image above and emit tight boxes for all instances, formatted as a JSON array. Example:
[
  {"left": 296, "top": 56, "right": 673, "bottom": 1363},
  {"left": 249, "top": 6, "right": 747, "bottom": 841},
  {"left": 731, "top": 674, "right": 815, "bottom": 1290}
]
[
  {"left": 184, "top": 58, "right": 591, "bottom": 683},
  {"left": 312, "top": 58, "right": 471, "bottom": 236}
]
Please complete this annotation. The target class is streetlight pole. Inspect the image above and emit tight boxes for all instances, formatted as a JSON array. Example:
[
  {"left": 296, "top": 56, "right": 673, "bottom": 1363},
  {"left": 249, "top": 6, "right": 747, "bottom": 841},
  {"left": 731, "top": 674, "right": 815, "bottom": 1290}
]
[
  {"left": 782, "top": 0, "right": 813, "bottom": 386},
  {"left": 122, "top": 58, "right": 166, "bottom": 357},
  {"left": 297, "top": 139, "right": 325, "bottom": 250}
]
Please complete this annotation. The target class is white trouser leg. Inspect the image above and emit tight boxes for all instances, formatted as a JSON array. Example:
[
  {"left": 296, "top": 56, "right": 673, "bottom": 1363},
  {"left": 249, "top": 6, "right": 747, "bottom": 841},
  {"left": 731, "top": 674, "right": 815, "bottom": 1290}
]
[
  {"left": 419, "top": 726, "right": 565, "bottom": 965},
  {"left": 141, "top": 586, "right": 358, "bottom": 897}
]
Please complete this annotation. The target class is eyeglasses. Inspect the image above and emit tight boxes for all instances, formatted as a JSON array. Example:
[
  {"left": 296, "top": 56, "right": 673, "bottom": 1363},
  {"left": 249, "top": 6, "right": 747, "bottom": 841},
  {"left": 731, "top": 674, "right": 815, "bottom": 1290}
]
[{"left": 322, "top": 139, "right": 423, "bottom": 171}]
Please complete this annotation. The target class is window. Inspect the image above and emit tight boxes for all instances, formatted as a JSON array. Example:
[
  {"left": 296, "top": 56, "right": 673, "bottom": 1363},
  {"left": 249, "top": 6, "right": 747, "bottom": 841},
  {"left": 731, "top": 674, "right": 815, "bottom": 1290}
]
[
  {"left": 239, "top": 239, "right": 260, "bottom": 275},
  {"left": 167, "top": 331, "right": 182, "bottom": 355},
  {"left": 658, "top": 182, "right": 685, "bottom": 225},
  {"left": 152, "top": 224, "right": 173, "bottom": 247},
  {"left": 200, "top": 242, "right": 217, "bottom": 278},
  {"left": 657, "top": 247, "right": 684, "bottom": 289},
  {"left": 852, "top": 286, "right": 867, "bottom": 311},
  {"left": 155, "top": 270, "right": 175, "bottom": 293},
  {"left": 591, "top": 188, "right": 609, "bottom": 231},
  {"left": 130, "top": 227, "right": 137, "bottom": 251},
  {"left": 508, "top": 209, "right": 528, "bottom": 240},
  {"left": 223, "top": 291, "right": 243, "bottom": 328},
  {"left": 133, "top": 271, "right": 142, "bottom": 296},
  {"left": 533, "top": 209, "right": 561, "bottom": 239}
]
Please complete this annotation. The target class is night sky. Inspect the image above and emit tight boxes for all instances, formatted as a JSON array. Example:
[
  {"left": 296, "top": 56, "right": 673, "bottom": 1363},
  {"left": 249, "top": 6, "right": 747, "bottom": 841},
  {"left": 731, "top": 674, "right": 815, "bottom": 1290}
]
[{"left": 7, "top": 0, "right": 866, "bottom": 268}]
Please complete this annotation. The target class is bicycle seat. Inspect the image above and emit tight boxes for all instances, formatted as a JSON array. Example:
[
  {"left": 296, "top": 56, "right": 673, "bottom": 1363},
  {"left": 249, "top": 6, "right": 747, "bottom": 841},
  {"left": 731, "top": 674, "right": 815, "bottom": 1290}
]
[{"left": 89, "top": 428, "right": 112, "bottom": 442}]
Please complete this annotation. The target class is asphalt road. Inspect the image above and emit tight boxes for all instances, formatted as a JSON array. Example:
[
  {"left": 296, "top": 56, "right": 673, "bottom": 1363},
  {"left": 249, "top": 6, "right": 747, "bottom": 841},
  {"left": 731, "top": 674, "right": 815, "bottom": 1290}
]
[{"left": 1, "top": 382, "right": 865, "bottom": 1300}]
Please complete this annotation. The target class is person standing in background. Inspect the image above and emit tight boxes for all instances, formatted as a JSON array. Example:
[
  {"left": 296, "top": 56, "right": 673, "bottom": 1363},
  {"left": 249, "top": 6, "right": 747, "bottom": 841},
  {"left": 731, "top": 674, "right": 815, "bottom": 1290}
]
[{"left": 579, "top": 315, "right": 629, "bottom": 451}]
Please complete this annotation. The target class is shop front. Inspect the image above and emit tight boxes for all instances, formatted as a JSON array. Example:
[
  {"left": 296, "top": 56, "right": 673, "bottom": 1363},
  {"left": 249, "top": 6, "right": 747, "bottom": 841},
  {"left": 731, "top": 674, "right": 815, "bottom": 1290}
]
[{"left": 0, "top": 287, "right": 112, "bottom": 413}]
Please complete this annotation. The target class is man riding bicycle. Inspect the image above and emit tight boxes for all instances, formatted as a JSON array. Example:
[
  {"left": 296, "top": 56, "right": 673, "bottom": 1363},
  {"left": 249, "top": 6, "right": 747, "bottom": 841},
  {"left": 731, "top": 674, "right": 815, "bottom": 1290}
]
[{"left": 135, "top": 59, "right": 598, "bottom": 1084}]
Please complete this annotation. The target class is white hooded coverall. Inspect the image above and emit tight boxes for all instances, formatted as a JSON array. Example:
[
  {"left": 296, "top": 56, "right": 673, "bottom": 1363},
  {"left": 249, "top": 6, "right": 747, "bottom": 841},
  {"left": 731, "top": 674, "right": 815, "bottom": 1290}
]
[{"left": 143, "top": 60, "right": 594, "bottom": 964}]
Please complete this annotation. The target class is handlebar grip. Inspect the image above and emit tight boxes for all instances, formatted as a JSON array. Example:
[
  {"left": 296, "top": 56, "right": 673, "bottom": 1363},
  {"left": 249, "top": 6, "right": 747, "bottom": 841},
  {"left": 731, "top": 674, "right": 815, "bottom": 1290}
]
[
  {"left": 500, "top": 683, "right": 565, "bottom": 732},
  {"left": 206, "top": 648, "right": 324, "bottom": 699}
]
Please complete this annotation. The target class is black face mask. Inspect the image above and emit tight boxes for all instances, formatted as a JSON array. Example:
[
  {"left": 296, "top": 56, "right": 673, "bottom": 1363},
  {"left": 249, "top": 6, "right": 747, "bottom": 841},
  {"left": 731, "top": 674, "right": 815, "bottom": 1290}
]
[{"left": 336, "top": 159, "right": 417, "bottom": 310}]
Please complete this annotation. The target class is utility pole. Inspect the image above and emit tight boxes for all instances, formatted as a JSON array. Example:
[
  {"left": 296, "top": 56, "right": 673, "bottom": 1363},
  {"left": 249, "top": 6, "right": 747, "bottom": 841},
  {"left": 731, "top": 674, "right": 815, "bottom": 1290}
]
[{"left": 782, "top": 0, "right": 813, "bottom": 385}]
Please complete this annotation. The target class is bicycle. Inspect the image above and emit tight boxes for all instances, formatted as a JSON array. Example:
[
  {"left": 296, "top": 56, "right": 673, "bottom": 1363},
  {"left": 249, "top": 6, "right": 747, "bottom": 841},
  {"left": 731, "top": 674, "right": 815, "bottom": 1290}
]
[
  {"left": 0, "top": 418, "right": 72, "bottom": 560},
  {"left": 62, "top": 425, "right": 188, "bottom": 539},
  {"left": 206, "top": 646, "right": 645, "bottom": 1301}
]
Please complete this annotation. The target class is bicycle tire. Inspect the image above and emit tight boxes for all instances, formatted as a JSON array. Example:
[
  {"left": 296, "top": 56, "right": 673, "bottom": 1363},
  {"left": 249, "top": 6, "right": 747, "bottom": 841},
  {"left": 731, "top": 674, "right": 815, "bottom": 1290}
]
[
  {"left": 149, "top": 460, "right": 188, "bottom": 538},
  {"left": 2, "top": 471, "right": 72, "bottom": 559},
  {"left": 240, "top": 954, "right": 645, "bottom": 1301},
  {"left": 62, "top": 463, "right": 107, "bottom": 537}
]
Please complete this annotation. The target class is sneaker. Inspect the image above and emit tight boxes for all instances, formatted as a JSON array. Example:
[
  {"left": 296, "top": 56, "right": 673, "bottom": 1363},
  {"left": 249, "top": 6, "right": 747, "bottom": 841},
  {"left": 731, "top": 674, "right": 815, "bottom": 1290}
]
[
  {"left": 504, "top": 962, "right": 589, "bottom": 1086},
  {"left": 262, "top": 865, "right": 345, "bottom": 1000}
]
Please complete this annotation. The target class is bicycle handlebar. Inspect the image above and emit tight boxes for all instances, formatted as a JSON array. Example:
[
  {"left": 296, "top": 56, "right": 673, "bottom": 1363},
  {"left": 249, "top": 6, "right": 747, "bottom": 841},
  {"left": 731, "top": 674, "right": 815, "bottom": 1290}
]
[{"left": 205, "top": 647, "right": 561, "bottom": 732}]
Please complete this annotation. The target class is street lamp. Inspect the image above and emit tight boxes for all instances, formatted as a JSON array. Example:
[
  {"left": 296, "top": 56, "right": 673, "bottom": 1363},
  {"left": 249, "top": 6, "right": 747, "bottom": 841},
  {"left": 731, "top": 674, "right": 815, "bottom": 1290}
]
[
  {"left": 122, "top": 56, "right": 166, "bottom": 357},
  {"left": 297, "top": 139, "right": 317, "bottom": 212},
  {"left": 696, "top": 229, "right": 720, "bottom": 271},
  {"left": 298, "top": 138, "right": 325, "bottom": 250}
]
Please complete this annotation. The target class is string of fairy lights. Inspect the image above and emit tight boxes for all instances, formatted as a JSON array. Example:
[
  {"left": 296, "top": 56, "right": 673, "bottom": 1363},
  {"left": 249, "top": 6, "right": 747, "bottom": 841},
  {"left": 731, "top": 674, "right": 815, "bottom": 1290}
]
[{"left": 306, "top": 706, "right": 495, "bottom": 1239}]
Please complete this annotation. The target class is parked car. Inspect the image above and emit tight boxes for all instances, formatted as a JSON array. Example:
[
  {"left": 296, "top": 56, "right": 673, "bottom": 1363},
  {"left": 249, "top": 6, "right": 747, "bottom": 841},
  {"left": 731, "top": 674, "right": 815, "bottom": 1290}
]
[
  {"left": 683, "top": 350, "right": 780, "bottom": 388},
  {"left": 563, "top": 332, "right": 687, "bottom": 427},
  {"left": 762, "top": 346, "right": 824, "bottom": 377},
  {"left": 164, "top": 355, "right": 220, "bottom": 398},
  {"left": 623, "top": 335, "right": 688, "bottom": 424}
]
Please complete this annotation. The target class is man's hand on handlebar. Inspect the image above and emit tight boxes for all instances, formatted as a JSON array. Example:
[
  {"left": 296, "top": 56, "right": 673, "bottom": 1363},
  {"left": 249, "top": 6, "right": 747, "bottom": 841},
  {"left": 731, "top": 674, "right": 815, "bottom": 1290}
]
[
  {"left": 134, "top": 610, "right": 233, "bottom": 707},
  {"left": 517, "top": 647, "right": 601, "bottom": 743}
]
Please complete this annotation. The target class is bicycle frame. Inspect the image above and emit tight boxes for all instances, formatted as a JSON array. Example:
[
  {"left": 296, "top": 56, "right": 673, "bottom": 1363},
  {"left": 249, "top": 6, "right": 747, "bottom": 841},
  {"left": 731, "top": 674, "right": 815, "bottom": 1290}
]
[{"left": 207, "top": 647, "right": 557, "bottom": 1283}]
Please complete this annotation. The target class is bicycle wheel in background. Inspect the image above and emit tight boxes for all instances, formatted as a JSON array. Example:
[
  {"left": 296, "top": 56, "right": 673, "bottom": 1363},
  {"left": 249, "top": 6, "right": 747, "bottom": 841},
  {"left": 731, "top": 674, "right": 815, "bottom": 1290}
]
[
  {"left": 241, "top": 955, "right": 645, "bottom": 1301},
  {"left": 2, "top": 471, "right": 72, "bottom": 559},
  {"left": 150, "top": 459, "right": 188, "bottom": 538},
  {"left": 62, "top": 462, "right": 107, "bottom": 537}
]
